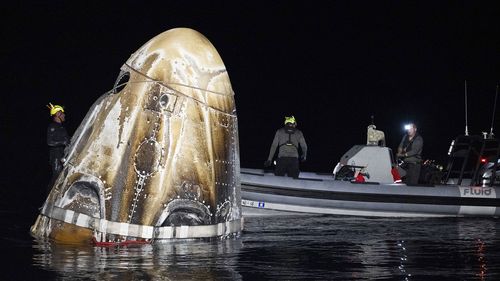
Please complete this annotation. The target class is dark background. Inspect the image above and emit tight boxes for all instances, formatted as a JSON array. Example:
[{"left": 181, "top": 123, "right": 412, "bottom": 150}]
[{"left": 2, "top": 1, "right": 499, "bottom": 203}]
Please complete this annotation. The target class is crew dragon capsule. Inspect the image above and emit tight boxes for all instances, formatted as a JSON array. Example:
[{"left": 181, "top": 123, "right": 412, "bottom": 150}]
[{"left": 31, "top": 28, "right": 242, "bottom": 244}]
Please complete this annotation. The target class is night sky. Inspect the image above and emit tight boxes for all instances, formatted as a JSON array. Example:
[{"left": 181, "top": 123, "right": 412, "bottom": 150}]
[{"left": 3, "top": 1, "right": 499, "bottom": 193}]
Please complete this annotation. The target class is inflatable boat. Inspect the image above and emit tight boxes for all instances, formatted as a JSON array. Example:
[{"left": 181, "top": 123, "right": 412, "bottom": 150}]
[
  {"left": 241, "top": 131, "right": 500, "bottom": 217},
  {"left": 241, "top": 167, "right": 500, "bottom": 217}
]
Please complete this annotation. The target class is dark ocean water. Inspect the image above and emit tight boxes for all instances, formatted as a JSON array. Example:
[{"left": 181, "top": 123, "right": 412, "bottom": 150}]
[{"left": 1, "top": 186, "right": 500, "bottom": 281}]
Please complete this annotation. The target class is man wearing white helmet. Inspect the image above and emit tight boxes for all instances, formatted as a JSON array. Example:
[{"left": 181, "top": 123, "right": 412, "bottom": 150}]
[
  {"left": 46, "top": 103, "right": 70, "bottom": 187},
  {"left": 265, "top": 116, "right": 308, "bottom": 178}
]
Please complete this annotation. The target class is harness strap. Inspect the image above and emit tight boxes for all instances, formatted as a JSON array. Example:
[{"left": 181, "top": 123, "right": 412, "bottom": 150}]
[{"left": 278, "top": 131, "right": 298, "bottom": 149}]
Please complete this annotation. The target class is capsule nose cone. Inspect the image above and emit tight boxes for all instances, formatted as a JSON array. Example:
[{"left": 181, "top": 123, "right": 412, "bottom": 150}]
[{"left": 125, "top": 28, "right": 234, "bottom": 113}]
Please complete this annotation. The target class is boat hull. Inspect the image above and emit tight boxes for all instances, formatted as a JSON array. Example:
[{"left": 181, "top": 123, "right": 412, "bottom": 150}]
[{"left": 241, "top": 168, "right": 500, "bottom": 217}]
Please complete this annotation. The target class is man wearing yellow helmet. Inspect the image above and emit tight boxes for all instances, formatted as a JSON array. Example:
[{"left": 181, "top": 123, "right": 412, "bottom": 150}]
[
  {"left": 46, "top": 103, "right": 70, "bottom": 187},
  {"left": 265, "top": 115, "right": 308, "bottom": 178}
]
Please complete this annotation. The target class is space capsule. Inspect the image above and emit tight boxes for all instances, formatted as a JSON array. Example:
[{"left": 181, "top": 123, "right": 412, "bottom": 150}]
[{"left": 31, "top": 28, "right": 242, "bottom": 244}]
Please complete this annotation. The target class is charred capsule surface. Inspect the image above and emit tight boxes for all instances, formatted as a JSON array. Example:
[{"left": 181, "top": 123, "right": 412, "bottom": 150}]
[{"left": 31, "top": 28, "right": 242, "bottom": 244}]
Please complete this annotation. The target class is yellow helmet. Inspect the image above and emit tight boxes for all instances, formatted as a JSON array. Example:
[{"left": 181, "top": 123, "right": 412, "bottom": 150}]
[
  {"left": 284, "top": 116, "right": 296, "bottom": 125},
  {"left": 47, "top": 103, "right": 65, "bottom": 116}
]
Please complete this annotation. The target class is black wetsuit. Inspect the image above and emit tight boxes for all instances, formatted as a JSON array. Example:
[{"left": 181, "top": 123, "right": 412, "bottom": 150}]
[{"left": 47, "top": 121, "right": 69, "bottom": 185}]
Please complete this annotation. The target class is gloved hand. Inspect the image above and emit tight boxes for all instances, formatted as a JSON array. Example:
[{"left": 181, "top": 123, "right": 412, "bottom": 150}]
[
  {"left": 264, "top": 160, "right": 272, "bottom": 167},
  {"left": 300, "top": 156, "right": 306, "bottom": 162}
]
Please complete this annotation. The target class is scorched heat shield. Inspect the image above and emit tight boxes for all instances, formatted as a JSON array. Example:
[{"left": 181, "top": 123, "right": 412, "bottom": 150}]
[{"left": 31, "top": 28, "right": 242, "bottom": 244}]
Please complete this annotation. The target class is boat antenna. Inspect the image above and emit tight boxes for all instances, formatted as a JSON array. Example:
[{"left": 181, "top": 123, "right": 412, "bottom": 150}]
[
  {"left": 371, "top": 115, "right": 375, "bottom": 125},
  {"left": 464, "top": 80, "right": 469, "bottom": 136},
  {"left": 489, "top": 84, "right": 498, "bottom": 138}
]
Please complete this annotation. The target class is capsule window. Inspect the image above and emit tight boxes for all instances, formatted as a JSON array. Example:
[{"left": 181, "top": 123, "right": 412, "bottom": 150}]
[
  {"left": 159, "top": 90, "right": 177, "bottom": 112},
  {"left": 159, "top": 94, "right": 169, "bottom": 107}
]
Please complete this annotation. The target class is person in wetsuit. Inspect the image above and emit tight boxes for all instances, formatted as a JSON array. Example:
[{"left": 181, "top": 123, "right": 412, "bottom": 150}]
[
  {"left": 265, "top": 116, "right": 308, "bottom": 178},
  {"left": 397, "top": 122, "right": 423, "bottom": 185},
  {"left": 47, "top": 103, "right": 70, "bottom": 187}
]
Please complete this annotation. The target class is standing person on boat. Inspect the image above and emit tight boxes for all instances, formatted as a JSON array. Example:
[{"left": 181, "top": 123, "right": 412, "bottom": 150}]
[
  {"left": 264, "top": 116, "right": 308, "bottom": 178},
  {"left": 397, "top": 122, "right": 423, "bottom": 185},
  {"left": 46, "top": 103, "right": 70, "bottom": 188}
]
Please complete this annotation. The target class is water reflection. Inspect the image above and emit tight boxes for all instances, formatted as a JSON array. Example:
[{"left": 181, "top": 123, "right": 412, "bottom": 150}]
[
  {"left": 32, "top": 237, "right": 243, "bottom": 281},
  {"left": 458, "top": 219, "right": 496, "bottom": 281},
  {"left": 476, "top": 239, "right": 487, "bottom": 281},
  {"left": 27, "top": 216, "right": 500, "bottom": 281},
  {"left": 396, "top": 240, "right": 410, "bottom": 281}
]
